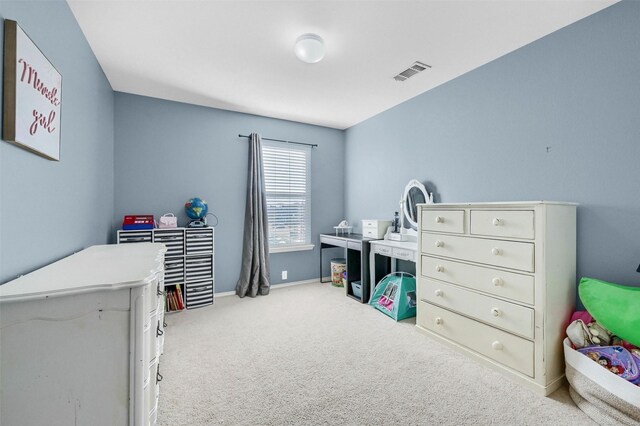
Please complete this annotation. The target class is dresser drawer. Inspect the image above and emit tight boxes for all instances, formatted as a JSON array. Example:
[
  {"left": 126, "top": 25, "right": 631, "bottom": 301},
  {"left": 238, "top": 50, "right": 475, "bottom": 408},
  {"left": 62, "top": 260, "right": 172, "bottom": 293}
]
[
  {"left": 418, "top": 302, "right": 534, "bottom": 377},
  {"left": 421, "top": 256, "right": 534, "bottom": 305},
  {"left": 471, "top": 210, "right": 534, "bottom": 240},
  {"left": 419, "top": 278, "right": 534, "bottom": 338},
  {"left": 421, "top": 210, "right": 465, "bottom": 234},
  {"left": 421, "top": 233, "right": 534, "bottom": 272},
  {"left": 372, "top": 244, "right": 393, "bottom": 256}
]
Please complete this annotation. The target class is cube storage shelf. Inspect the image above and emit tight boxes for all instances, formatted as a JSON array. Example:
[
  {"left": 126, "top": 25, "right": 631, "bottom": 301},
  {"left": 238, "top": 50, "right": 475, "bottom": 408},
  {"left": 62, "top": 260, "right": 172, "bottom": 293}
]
[{"left": 118, "top": 227, "right": 215, "bottom": 309}]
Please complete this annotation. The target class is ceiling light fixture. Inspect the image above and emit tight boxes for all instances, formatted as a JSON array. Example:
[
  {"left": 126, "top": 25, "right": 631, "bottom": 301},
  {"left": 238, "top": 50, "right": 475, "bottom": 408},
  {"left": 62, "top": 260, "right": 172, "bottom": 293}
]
[{"left": 294, "top": 33, "right": 325, "bottom": 64}]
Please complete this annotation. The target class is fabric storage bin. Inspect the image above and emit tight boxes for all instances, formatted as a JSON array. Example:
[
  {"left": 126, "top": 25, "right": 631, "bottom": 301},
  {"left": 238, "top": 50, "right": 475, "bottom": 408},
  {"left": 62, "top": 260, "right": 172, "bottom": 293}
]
[
  {"left": 330, "top": 258, "right": 346, "bottom": 287},
  {"left": 563, "top": 338, "right": 640, "bottom": 425},
  {"left": 351, "top": 280, "right": 362, "bottom": 298}
]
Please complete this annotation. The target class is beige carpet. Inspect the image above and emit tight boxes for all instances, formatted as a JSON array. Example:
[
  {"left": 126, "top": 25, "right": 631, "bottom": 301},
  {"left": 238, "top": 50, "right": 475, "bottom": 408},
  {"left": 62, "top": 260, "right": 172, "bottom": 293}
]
[{"left": 159, "top": 282, "right": 594, "bottom": 425}]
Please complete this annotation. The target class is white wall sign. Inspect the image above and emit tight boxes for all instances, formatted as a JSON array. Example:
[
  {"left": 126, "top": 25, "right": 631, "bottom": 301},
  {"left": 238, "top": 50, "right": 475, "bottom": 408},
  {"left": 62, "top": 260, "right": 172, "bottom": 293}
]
[{"left": 3, "top": 20, "right": 62, "bottom": 161}]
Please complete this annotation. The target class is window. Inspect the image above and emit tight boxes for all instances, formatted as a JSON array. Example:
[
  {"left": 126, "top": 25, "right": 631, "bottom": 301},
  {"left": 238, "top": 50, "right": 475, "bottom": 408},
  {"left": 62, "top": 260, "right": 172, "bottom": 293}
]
[{"left": 262, "top": 141, "right": 313, "bottom": 253}]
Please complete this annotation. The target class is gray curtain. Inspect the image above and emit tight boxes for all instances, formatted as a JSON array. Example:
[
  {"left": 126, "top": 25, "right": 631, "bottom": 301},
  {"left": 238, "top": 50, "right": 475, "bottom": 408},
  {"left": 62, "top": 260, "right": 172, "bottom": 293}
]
[{"left": 236, "top": 133, "right": 271, "bottom": 297}]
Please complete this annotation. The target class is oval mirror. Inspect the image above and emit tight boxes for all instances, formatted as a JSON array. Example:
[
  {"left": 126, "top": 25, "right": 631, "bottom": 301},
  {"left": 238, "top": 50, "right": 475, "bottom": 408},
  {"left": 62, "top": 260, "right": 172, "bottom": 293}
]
[{"left": 402, "top": 180, "right": 431, "bottom": 231}]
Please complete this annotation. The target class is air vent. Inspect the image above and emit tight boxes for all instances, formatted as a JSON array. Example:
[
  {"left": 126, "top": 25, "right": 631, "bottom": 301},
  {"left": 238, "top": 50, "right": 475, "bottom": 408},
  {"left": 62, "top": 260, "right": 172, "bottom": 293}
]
[{"left": 393, "top": 61, "right": 431, "bottom": 82}]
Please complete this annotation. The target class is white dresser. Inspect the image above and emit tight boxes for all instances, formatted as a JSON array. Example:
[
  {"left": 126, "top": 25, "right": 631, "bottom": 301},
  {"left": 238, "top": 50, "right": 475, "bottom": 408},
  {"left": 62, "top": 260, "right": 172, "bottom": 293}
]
[
  {"left": 416, "top": 202, "right": 576, "bottom": 395},
  {"left": 0, "top": 243, "right": 166, "bottom": 425}
]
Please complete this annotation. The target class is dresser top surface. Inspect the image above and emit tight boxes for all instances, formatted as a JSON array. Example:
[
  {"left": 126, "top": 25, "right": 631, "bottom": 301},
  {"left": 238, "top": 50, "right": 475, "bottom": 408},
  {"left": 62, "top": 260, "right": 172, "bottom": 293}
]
[
  {"left": 0, "top": 244, "right": 166, "bottom": 302},
  {"left": 418, "top": 201, "right": 578, "bottom": 207}
]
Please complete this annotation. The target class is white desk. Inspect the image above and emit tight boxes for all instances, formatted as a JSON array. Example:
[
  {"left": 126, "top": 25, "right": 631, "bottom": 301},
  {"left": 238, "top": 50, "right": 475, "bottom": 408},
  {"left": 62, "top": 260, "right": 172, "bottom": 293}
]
[{"left": 369, "top": 239, "right": 418, "bottom": 301}]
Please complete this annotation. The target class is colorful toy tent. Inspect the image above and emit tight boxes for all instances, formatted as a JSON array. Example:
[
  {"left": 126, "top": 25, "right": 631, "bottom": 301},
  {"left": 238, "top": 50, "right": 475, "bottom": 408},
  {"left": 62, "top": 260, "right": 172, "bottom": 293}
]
[{"left": 369, "top": 272, "right": 417, "bottom": 321}]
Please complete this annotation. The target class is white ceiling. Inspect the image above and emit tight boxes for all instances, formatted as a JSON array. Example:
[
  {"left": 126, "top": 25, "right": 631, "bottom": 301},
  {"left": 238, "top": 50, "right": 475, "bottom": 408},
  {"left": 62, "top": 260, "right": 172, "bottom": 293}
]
[{"left": 68, "top": 0, "right": 617, "bottom": 130}]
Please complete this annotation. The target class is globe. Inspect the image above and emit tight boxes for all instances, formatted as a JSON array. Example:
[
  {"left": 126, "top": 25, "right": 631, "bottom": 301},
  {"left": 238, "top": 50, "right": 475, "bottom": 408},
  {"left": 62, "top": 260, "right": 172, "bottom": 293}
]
[{"left": 185, "top": 197, "right": 208, "bottom": 219}]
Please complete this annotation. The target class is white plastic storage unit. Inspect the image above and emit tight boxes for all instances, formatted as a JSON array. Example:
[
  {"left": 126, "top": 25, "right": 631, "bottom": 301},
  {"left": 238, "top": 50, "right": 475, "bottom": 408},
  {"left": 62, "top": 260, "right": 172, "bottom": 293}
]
[
  {"left": 0, "top": 244, "right": 166, "bottom": 426},
  {"left": 118, "top": 227, "right": 214, "bottom": 309},
  {"left": 361, "top": 219, "right": 392, "bottom": 239},
  {"left": 416, "top": 202, "right": 576, "bottom": 396}
]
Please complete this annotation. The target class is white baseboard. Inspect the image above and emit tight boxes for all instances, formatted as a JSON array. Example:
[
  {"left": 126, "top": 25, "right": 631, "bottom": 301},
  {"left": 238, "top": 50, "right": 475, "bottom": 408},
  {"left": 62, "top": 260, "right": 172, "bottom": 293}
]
[{"left": 216, "top": 277, "right": 322, "bottom": 298}]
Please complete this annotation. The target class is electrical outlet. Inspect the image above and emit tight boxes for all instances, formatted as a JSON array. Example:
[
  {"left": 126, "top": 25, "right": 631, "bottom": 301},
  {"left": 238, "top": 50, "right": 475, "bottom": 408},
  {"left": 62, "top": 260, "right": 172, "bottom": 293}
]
[{"left": 282, "top": 270, "right": 288, "bottom": 280}]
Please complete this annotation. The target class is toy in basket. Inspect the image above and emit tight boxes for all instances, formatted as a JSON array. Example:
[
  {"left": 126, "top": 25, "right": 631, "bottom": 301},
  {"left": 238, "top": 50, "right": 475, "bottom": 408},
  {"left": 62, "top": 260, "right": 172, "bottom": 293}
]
[{"left": 369, "top": 272, "right": 417, "bottom": 321}]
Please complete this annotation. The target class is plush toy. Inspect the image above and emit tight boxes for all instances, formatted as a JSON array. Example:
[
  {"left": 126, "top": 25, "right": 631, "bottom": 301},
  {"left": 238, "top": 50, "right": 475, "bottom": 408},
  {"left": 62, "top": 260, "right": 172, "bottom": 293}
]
[
  {"left": 579, "top": 277, "right": 640, "bottom": 347},
  {"left": 566, "top": 319, "right": 613, "bottom": 348},
  {"left": 586, "top": 321, "right": 613, "bottom": 346}
]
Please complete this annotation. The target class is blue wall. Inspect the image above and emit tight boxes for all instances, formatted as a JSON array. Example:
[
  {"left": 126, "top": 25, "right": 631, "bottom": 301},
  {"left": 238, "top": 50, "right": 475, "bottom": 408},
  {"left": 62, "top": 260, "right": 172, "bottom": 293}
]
[
  {"left": 345, "top": 1, "right": 640, "bottom": 288},
  {"left": 114, "top": 93, "right": 345, "bottom": 293},
  {"left": 0, "top": 1, "right": 114, "bottom": 283}
]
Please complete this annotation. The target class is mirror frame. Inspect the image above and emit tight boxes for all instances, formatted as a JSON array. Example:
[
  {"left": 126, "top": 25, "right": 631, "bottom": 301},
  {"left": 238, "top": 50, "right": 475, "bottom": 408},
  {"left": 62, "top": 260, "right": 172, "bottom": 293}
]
[{"left": 402, "top": 180, "right": 432, "bottom": 232}]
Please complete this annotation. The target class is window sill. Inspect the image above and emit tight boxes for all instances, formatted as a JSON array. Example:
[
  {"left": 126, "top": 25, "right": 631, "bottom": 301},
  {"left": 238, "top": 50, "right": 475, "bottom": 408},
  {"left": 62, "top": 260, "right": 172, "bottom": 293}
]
[{"left": 269, "top": 244, "right": 315, "bottom": 254}]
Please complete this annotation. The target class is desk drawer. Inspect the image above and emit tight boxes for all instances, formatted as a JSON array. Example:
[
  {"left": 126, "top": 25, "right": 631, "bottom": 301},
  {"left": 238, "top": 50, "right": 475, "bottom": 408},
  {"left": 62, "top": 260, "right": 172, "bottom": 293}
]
[
  {"left": 418, "top": 302, "right": 534, "bottom": 377},
  {"left": 421, "top": 210, "right": 465, "bottom": 234},
  {"left": 419, "top": 278, "right": 534, "bottom": 339},
  {"left": 348, "top": 241, "right": 362, "bottom": 251},
  {"left": 372, "top": 244, "right": 393, "bottom": 256},
  {"left": 321, "top": 236, "right": 346, "bottom": 248},
  {"left": 392, "top": 247, "right": 415, "bottom": 261},
  {"left": 421, "top": 256, "right": 534, "bottom": 305},
  {"left": 471, "top": 210, "right": 534, "bottom": 240},
  {"left": 421, "top": 233, "right": 534, "bottom": 272}
]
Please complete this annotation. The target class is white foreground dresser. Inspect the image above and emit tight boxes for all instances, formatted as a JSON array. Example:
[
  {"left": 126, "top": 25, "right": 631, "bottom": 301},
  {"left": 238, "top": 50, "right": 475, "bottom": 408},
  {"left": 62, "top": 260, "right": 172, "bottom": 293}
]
[
  {"left": 416, "top": 202, "right": 576, "bottom": 395},
  {"left": 0, "top": 243, "right": 166, "bottom": 425}
]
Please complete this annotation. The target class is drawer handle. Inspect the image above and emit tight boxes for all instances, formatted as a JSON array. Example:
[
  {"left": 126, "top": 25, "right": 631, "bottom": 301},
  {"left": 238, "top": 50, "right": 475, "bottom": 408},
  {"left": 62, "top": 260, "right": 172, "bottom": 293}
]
[
  {"left": 491, "top": 247, "right": 502, "bottom": 256},
  {"left": 435, "top": 240, "right": 444, "bottom": 248},
  {"left": 492, "top": 277, "right": 503, "bottom": 287},
  {"left": 435, "top": 216, "right": 444, "bottom": 224},
  {"left": 435, "top": 317, "right": 443, "bottom": 326},
  {"left": 157, "top": 321, "right": 164, "bottom": 336},
  {"left": 491, "top": 308, "right": 501, "bottom": 317},
  {"left": 492, "top": 218, "right": 503, "bottom": 226},
  {"left": 492, "top": 341, "right": 503, "bottom": 351},
  {"left": 434, "top": 289, "right": 443, "bottom": 297},
  {"left": 156, "top": 369, "right": 163, "bottom": 384},
  {"left": 436, "top": 265, "right": 444, "bottom": 273}
]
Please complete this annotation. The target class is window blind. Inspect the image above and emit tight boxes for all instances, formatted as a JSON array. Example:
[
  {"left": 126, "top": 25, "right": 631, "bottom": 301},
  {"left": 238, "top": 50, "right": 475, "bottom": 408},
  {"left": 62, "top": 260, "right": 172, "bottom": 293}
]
[{"left": 262, "top": 141, "right": 311, "bottom": 248}]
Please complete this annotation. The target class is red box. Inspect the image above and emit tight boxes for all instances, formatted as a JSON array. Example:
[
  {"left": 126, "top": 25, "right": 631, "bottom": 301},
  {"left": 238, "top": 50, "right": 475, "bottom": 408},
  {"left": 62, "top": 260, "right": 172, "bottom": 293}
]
[{"left": 122, "top": 215, "right": 154, "bottom": 230}]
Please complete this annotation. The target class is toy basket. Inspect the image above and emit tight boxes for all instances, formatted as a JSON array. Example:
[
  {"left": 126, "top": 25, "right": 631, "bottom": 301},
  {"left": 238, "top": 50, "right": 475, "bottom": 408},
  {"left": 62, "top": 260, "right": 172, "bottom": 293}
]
[{"left": 563, "top": 338, "right": 640, "bottom": 425}]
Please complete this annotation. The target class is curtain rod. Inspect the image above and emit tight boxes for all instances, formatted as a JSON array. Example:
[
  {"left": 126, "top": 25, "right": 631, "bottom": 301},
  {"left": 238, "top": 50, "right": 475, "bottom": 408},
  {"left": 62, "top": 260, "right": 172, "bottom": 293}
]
[{"left": 238, "top": 134, "right": 318, "bottom": 148}]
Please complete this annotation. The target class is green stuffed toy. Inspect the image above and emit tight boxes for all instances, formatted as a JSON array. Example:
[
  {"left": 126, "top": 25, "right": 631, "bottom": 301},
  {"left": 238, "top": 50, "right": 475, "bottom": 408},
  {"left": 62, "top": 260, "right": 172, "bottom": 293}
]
[{"left": 579, "top": 277, "right": 640, "bottom": 347}]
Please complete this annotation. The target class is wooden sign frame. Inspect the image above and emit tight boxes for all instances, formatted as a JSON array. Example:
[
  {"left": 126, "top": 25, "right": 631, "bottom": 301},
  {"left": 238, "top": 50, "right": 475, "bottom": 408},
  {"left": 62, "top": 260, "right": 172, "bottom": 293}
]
[{"left": 3, "top": 19, "right": 62, "bottom": 161}]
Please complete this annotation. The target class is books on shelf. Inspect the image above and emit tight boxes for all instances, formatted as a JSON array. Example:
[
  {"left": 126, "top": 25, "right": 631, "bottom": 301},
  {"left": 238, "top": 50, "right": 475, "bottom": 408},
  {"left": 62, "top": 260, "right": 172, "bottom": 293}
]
[{"left": 165, "top": 284, "right": 185, "bottom": 312}]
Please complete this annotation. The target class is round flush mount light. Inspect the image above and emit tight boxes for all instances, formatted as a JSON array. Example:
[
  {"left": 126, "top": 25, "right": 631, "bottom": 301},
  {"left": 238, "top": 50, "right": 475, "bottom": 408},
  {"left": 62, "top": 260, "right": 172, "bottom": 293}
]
[{"left": 294, "top": 33, "right": 325, "bottom": 64}]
